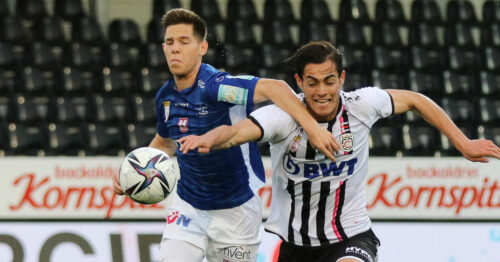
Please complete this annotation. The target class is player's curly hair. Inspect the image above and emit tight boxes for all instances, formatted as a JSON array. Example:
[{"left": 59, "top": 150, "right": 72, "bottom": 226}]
[
  {"left": 161, "top": 8, "right": 207, "bottom": 42},
  {"left": 287, "top": 41, "right": 343, "bottom": 79}
]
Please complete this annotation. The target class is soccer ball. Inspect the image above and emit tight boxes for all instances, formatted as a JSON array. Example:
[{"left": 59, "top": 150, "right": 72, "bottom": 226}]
[{"left": 119, "top": 147, "right": 177, "bottom": 204}]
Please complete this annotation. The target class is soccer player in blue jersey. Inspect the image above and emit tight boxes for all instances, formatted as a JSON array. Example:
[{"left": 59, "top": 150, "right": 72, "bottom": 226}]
[{"left": 112, "top": 8, "right": 339, "bottom": 262}]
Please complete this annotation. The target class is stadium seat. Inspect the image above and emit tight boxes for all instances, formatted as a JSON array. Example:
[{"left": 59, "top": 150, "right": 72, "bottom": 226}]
[
  {"left": 53, "top": 96, "right": 90, "bottom": 123},
  {"left": 440, "top": 125, "right": 476, "bottom": 156},
  {"left": 262, "top": 21, "right": 295, "bottom": 47},
  {"left": 371, "top": 70, "right": 407, "bottom": 90},
  {"left": 60, "top": 67, "right": 101, "bottom": 96},
  {"left": 483, "top": 47, "right": 500, "bottom": 71},
  {"left": 85, "top": 123, "right": 126, "bottom": 155},
  {"left": 447, "top": 46, "right": 479, "bottom": 72},
  {"left": 479, "top": 126, "right": 500, "bottom": 146},
  {"left": 66, "top": 42, "right": 105, "bottom": 70},
  {"left": 16, "top": 0, "right": 48, "bottom": 23},
  {"left": 7, "top": 123, "right": 49, "bottom": 155},
  {"left": 300, "top": 21, "right": 337, "bottom": 45},
  {"left": 369, "top": 123, "right": 402, "bottom": 156},
  {"left": 446, "top": 0, "right": 477, "bottom": 25},
  {"left": 342, "top": 72, "right": 371, "bottom": 92},
  {"left": 153, "top": 0, "right": 182, "bottom": 19},
  {"left": 0, "top": 1, "right": 9, "bottom": 16},
  {"left": 0, "top": 96, "right": 12, "bottom": 123},
  {"left": 47, "top": 123, "right": 85, "bottom": 155},
  {"left": 264, "top": 0, "right": 296, "bottom": 23},
  {"left": 139, "top": 68, "right": 170, "bottom": 95},
  {"left": 409, "top": 46, "right": 445, "bottom": 71},
  {"left": 24, "top": 42, "right": 64, "bottom": 70},
  {"left": 372, "top": 46, "right": 407, "bottom": 72},
  {"left": 480, "top": 71, "right": 500, "bottom": 97},
  {"left": 409, "top": 23, "right": 441, "bottom": 47},
  {"left": 0, "top": 43, "right": 17, "bottom": 69},
  {"left": 90, "top": 95, "right": 132, "bottom": 123},
  {"left": 32, "top": 16, "right": 66, "bottom": 45},
  {"left": 441, "top": 98, "right": 477, "bottom": 125},
  {"left": 100, "top": 67, "right": 139, "bottom": 95},
  {"left": 54, "top": 0, "right": 85, "bottom": 21},
  {"left": 339, "top": 0, "right": 371, "bottom": 23},
  {"left": 0, "top": 16, "right": 32, "bottom": 45},
  {"left": 408, "top": 70, "right": 442, "bottom": 100},
  {"left": 481, "top": 23, "right": 500, "bottom": 47},
  {"left": 191, "top": 0, "right": 222, "bottom": 23},
  {"left": 338, "top": 45, "right": 371, "bottom": 73},
  {"left": 300, "top": 0, "right": 332, "bottom": 23},
  {"left": 19, "top": 67, "right": 59, "bottom": 95},
  {"left": 147, "top": 19, "right": 164, "bottom": 44},
  {"left": 11, "top": 95, "right": 54, "bottom": 123},
  {"left": 108, "top": 19, "right": 141, "bottom": 46},
  {"left": 225, "top": 20, "right": 258, "bottom": 48},
  {"left": 224, "top": 43, "right": 260, "bottom": 75},
  {"left": 375, "top": 0, "right": 406, "bottom": 24},
  {"left": 131, "top": 96, "right": 156, "bottom": 123},
  {"left": 402, "top": 124, "right": 440, "bottom": 156},
  {"left": 337, "top": 22, "right": 368, "bottom": 48},
  {"left": 483, "top": 0, "right": 500, "bottom": 24},
  {"left": 108, "top": 42, "right": 141, "bottom": 69},
  {"left": 72, "top": 16, "right": 105, "bottom": 45},
  {"left": 261, "top": 44, "right": 292, "bottom": 72},
  {"left": 126, "top": 123, "right": 157, "bottom": 151},
  {"left": 372, "top": 23, "right": 403, "bottom": 47},
  {"left": 411, "top": 0, "right": 442, "bottom": 24},
  {"left": 442, "top": 70, "right": 477, "bottom": 97},
  {"left": 142, "top": 43, "right": 167, "bottom": 69},
  {"left": 479, "top": 98, "right": 500, "bottom": 124},
  {"left": 445, "top": 23, "right": 476, "bottom": 48},
  {"left": 0, "top": 69, "right": 18, "bottom": 96},
  {"left": 227, "top": 0, "right": 259, "bottom": 23}
]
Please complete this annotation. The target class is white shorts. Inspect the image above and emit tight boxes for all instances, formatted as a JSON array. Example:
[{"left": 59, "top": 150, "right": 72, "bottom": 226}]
[{"left": 162, "top": 193, "right": 262, "bottom": 253}]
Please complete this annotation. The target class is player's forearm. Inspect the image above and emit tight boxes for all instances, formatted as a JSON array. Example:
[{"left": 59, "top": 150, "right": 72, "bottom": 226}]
[
  {"left": 149, "top": 134, "right": 177, "bottom": 157},
  {"left": 203, "top": 125, "right": 238, "bottom": 150},
  {"left": 410, "top": 93, "right": 469, "bottom": 151}
]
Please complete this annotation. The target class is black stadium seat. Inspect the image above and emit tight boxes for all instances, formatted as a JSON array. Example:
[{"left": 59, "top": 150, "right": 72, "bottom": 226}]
[
  {"left": 402, "top": 124, "right": 440, "bottom": 156},
  {"left": 445, "top": 23, "right": 476, "bottom": 48},
  {"left": 372, "top": 23, "right": 403, "bottom": 47},
  {"left": 483, "top": 0, "right": 500, "bottom": 24},
  {"left": 85, "top": 123, "right": 125, "bottom": 155},
  {"left": 139, "top": 68, "right": 170, "bottom": 95},
  {"left": 262, "top": 21, "right": 295, "bottom": 47},
  {"left": 72, "top": 16, "right": 105, "bottom": 45},
  {"left": 11, "top": 95, "right": 54, "bottom": 123},
  {"left": 481, "top": 23, "right": 500, "bottom": 47},
  {"left": 337, "top": 22, "right": 367, "bottom": 48},
  {"left": 409, "top": 23, "right": 441, "bottom": 47},
  {"left": 300, "top": 21, "right": 337, "bottom": 45},
  {"left": 441, "top": 98, "right": 477, "bottom": 125},
  {"left": 227, "top": 0, "right": 259, "bottom": 23},
  {"left": 300, "top": 0, "right": 332, "bottom": 23},
  {"left": 16, "top": 0, "right": 48, "bottom": 23},
  {"left": 47, "top": 123, "right": 86, "bottom": 155},
  {"left": 375, "top": 0, "right": 406, "bottom": 24},
  {"left": 131, "top": 96, "right": 157, "bottom": 123},
  {"left": 53, "top": 96, "right": 91, "bottom": 123},
  {"left": 447, "top": 0, "right": 477, "bottom": 25},
  {"left": 153, "top": 0, "right": 182, "bottom": 19},
  {"left": 480, "top": 71, "right": 500, "bottom": 98},
  {"left": 225, "top": 20, "right": 258, "bottom": 48},
  {"left": 32, "top": 16, "right": 66, "bottom": 45},
  {"left": 54, "top": 0, "right": 85, "bottom": 21},
  {"left": 7, "top": 123, "right": 49, "bottom": 155},
  {"left": 191, "top": 0, "right": 222, "bottom": 23},
  {"left": 264, "top": 0, "right": 296, "bottom": 23},
  {"left": 339, "top": 0, "right": 371, "bottom": 23},
  {"left": 126, "top": 123, "right": 157, "bottom": 151},
  {"left": 442, "top": 70, "right": 477, "bottom": 97},
  {"left": 108, "top": 19, "right": 142, "bottom": 46},
  {"left": 369, "top": 123, "right": 402, "bottom": 156},
  {"left": 479, "top": 98, "right": 500, "bottom": 124},
  {"left": 411, "top": 0, "right": 442, "bottom": 24}
]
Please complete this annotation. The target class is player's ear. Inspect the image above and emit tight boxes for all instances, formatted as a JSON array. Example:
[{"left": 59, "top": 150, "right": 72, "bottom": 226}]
[
  {"left": 339, "top": 70, "right": 345, "bottom": 87},
  {"left": 199, "top": 40, "right": 208, "bottom": 56},
  {"left": 294, "top": 74, "right": 303, "bottom": 89}
]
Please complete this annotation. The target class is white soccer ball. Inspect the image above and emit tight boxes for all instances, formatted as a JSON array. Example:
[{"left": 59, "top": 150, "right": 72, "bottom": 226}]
[{"left": 119, "top": 147, "right": 177, "bottom": 204}]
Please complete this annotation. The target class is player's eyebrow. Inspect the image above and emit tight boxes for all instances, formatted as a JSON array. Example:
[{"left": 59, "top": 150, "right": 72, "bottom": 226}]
[
  {"left": 164, "top": 36, "right": 191, "bottom": 42},
  {"left": 305, "top": 74, "right": 337, "bottom": 81}
]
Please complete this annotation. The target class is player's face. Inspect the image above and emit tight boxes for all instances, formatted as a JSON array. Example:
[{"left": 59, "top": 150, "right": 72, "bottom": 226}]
[
  {"left": 163, "top": 24, "right": 207, "bottom": 77},
  {"left": 295, "top": 60, "right": 345, "bottom": 122}
]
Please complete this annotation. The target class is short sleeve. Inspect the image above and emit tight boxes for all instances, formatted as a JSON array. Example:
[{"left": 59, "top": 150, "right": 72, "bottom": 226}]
[
  {"left": 204, "top": 73, "right": 260, "bottom": 107},
  {"left": 250, "top": 104, "right": 297, "bottom": 143},
  {"left": 344, "top": 87, "right": 394, "bottom": 127}
]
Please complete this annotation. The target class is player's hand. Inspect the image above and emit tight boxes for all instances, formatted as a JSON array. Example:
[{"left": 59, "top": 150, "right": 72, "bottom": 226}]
[
  {"left": 305, "top": 123, "right": 340, "bottom": 162},
  {"left": 458, "top": 139, "right": 500, "bottom": 163},
  {"left": 112, "top": 171, "right": 124, "bottom": 195},
  {"left": 178, "top": 135, "right": 212, "bottom": 154}
]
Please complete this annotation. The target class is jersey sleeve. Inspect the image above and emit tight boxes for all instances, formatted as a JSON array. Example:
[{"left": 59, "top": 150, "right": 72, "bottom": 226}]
[
  {"left": 250, "top": 104, "right": 297, "bottom": 143},
  {"left": 345, "top": 87, "right": 394, "bottom": 128},
  {"left": 204, "top": 73, "right": 260, "bottom": 108}
]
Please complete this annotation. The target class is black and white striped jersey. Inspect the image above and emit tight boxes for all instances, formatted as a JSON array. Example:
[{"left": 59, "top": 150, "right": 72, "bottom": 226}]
[{"left": 250, "top": 87, "right": 394, "bottom": 247}]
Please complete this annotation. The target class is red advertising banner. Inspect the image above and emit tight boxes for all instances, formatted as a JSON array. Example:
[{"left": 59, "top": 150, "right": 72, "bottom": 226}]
[{"left": 1, "top": 157, "right": 499, "bottom": 220}]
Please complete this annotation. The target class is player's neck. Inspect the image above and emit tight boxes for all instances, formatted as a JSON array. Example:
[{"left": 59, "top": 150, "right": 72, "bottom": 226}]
[{"left": 173, "top": 61, "right": 202, "bottom": 91}]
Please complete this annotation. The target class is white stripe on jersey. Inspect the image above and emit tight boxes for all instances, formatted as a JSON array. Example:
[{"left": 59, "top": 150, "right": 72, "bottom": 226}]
[{"left": 253, "top": 88, "right": 393, "bottom": 246}]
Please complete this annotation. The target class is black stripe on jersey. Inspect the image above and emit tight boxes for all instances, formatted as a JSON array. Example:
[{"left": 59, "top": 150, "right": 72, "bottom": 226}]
[
  {"left": 299, "top": 181, "right": 312, "bottom": 245},
  {"left": 316, "top": 181, "right": 330, "bottom": 245},
  {"left": 336, "top": 181, "right": 348, "bottom": 241},
  {"left": 305, "top": 141, "right": 316, "bottom": 160},
  {"left": 286, "top": 179, "right": 296, "bottom": 244},
  {"left": 385, "top": 90, "right": 395, "bottom": 116},
  {"left": 248, "top": 116, "right": 264, "bottom": 142}
]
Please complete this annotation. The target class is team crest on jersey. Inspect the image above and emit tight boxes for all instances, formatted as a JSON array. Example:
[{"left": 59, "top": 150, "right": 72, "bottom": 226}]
[
  {"left": 178, "top": 118, "right": 189, "bottom": 132},
  {"left": 340, "top": 133, "right": 354, "bottom": 152},
  {"left": 162, "top": 101, "right": 170, "bottom": 122},
  {"left": 290, "top": 135, "right": 301, "bottom": 152}
]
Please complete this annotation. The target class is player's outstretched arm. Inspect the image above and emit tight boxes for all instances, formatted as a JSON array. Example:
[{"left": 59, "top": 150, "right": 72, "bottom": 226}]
[
  {"left": 253, "top": 78, "right": 340, "bottom": 161},
  {"left": 179, "top": 119, "right": 261, "bottom": 154},
  {"left": 387, "top": 89, "right": 500, "bottom": 162}
]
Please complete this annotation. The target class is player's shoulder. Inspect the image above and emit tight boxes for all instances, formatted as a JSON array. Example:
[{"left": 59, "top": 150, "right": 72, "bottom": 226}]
[
  {"left": 155, "top": 79, "right": 173, "bottom": 102},
  {"left": 342, "top": 87, "right": 388, "bottom": 106}
]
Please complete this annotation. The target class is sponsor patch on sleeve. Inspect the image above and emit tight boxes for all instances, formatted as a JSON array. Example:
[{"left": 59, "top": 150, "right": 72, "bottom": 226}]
[{"left": 217, "top": 84, "right": 248, "bottom": 105}]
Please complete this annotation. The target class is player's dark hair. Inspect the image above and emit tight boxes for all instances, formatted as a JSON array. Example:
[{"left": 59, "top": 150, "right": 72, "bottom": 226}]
[
  {"left": 288, "top": 41, "right": 343, "bottom": 79},
  {"left": 161, "top": 8, "right": 207, "bottom": 42}
]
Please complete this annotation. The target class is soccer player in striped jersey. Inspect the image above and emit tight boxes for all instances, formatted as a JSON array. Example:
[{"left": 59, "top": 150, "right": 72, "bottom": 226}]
[
  {"left": 112, "top": 10, "right": 340, "bottom": 262},
  {"left": 179, "top": 41, "right": 500, "bottom": 262}
]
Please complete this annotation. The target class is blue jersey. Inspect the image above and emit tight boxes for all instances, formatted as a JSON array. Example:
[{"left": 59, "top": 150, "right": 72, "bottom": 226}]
[{"left": 155, "top": 63, "right": 265, "bottom": 210}]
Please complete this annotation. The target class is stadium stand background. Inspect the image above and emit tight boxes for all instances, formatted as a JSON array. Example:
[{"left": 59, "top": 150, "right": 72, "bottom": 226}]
[{"left": 0, "top": 0, "right": 498, "bottom": 158}]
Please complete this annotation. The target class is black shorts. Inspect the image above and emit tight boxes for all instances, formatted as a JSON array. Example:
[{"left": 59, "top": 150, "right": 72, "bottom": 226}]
[{"left": 277, "top": 229, "right": 380, "bottom": 262}]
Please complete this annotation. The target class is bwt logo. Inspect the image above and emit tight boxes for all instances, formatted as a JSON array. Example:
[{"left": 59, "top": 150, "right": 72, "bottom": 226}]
[
  {"left": 283, "top": 155, "right": 358, "bottom": 179},
  {"left": 167, "top": 211, "right": 191, "bottom": 227}
]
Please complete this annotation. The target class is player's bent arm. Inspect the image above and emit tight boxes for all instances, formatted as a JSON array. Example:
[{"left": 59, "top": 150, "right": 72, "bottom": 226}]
[
  {"left": 149, "top": 134, "right": 177, "bottom": 157},
  {"left": 253, "top": 78, "right": 340, "bottom": 161},
  {"left": 387, "top": 89, "right": 500, "bottom": 162}
]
